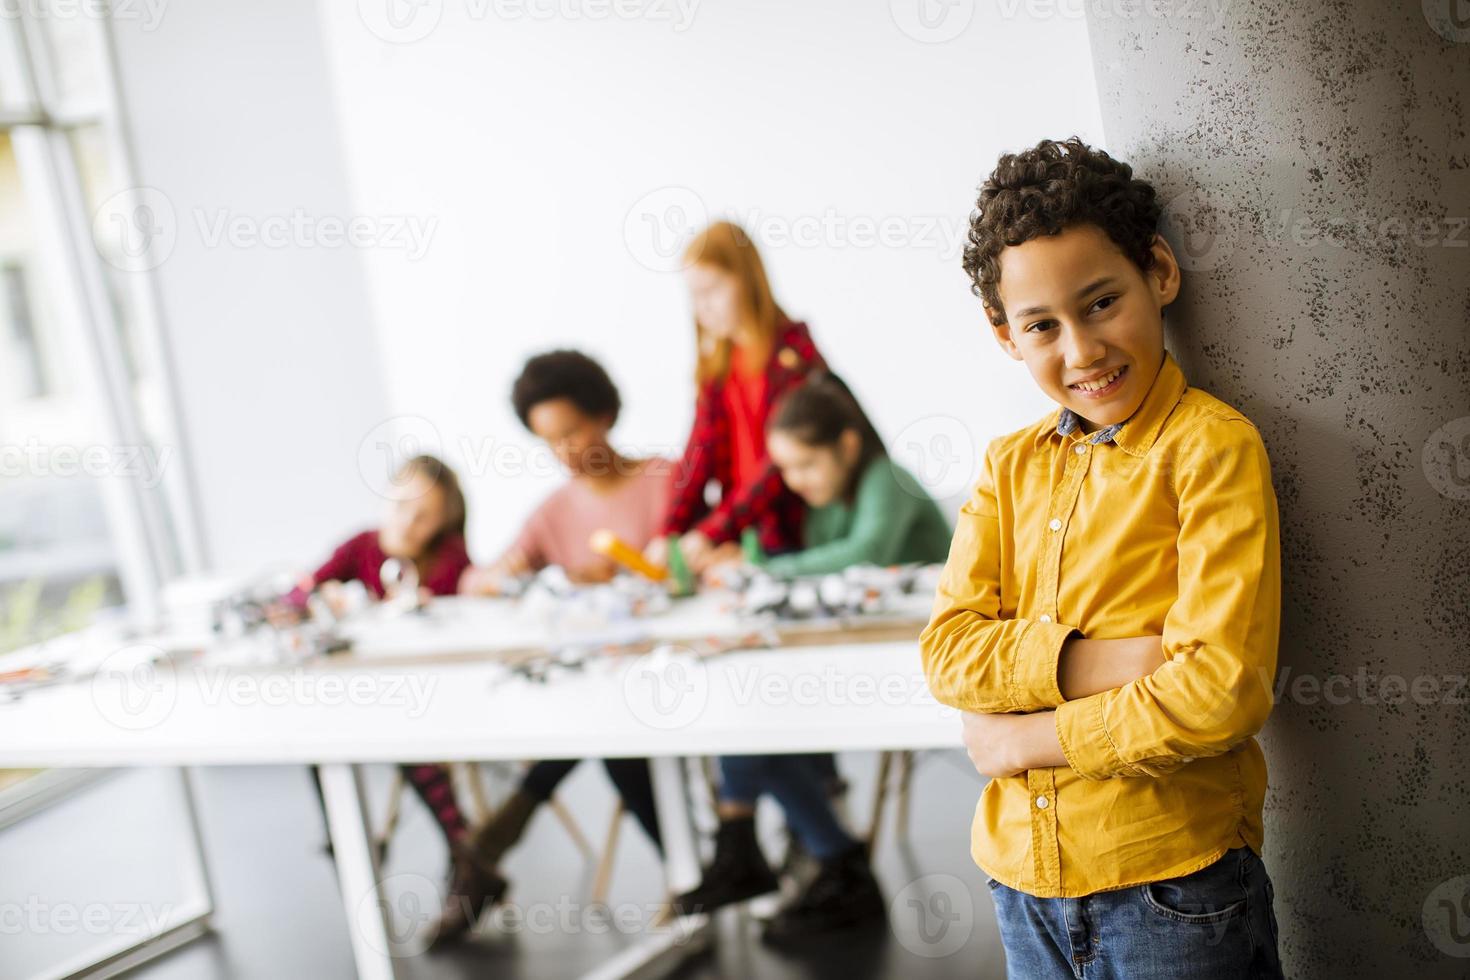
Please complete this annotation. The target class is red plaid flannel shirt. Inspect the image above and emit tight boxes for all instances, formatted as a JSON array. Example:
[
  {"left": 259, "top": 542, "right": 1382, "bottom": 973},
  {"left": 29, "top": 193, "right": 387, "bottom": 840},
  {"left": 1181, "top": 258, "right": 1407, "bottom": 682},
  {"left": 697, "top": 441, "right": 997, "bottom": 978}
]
[{"left": 661, "top": 320, "right": 826, "bottom": 553}]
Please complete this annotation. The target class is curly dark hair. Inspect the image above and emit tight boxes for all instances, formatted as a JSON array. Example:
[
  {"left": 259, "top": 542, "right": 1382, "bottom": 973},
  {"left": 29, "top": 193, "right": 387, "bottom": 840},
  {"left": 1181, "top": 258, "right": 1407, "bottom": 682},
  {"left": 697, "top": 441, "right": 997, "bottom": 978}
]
[
  {"left": 511, "top": 349, "right": 621, "bottom": 429},
  {"left": 962, "top": 137, "right": 1161, "bottom": 326}
]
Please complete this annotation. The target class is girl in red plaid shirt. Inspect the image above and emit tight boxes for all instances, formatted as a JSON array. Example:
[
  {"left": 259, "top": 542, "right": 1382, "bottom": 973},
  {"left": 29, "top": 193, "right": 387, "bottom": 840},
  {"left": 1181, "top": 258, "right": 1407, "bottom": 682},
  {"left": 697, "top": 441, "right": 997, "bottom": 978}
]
[{"left": 649, "top": 220, "right": 827, "bottom": 573}]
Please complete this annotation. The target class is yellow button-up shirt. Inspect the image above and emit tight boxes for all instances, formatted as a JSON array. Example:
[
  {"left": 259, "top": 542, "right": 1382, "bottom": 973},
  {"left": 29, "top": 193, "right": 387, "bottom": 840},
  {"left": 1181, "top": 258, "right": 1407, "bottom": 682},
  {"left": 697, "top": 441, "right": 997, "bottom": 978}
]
[{"left": 920, "top": 351, "right": 1281, "bottom": 898}]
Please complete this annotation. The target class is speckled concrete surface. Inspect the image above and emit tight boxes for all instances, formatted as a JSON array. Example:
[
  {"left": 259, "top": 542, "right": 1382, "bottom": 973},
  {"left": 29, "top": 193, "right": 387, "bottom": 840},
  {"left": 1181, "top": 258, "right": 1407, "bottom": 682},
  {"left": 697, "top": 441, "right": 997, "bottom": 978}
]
[{"left": 1082, "top": 1, "right": 1470, "bottom": 976}]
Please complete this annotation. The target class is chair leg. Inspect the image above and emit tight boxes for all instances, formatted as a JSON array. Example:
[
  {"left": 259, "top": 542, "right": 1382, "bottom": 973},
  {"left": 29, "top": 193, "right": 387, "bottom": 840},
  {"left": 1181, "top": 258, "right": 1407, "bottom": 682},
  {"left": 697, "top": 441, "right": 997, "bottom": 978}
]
[
  {"left": 462, "top": 762, "right": 491, "bottom": 823},
  {"left": 590, "top": 800, "right": 625, "bottom": 904},
  {"left": 376, "top": 764, "right": 405, "bottom": 858},
  {"left": 867, "top": 751, "right": 894, "bottom": 858},
  {"left": 548, "top": 797, "right": 596, "bottom": 860},
  {"left": 895, "top": 751, "right": 914, "bottom": 841}
]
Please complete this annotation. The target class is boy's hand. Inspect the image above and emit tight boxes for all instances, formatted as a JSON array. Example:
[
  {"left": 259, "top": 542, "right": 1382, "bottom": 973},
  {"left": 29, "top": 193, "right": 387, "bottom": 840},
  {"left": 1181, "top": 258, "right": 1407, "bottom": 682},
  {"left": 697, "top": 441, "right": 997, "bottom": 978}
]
[{"left": 961, "top": 710, "right": 1068, "bottom": 778}]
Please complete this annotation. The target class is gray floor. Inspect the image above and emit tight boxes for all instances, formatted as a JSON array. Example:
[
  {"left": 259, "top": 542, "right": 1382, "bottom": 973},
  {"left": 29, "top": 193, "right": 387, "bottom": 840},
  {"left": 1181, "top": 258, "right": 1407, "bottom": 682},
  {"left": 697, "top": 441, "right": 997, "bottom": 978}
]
[{"left": 8, "top": 752, "right": 1007, "bottom": 979}]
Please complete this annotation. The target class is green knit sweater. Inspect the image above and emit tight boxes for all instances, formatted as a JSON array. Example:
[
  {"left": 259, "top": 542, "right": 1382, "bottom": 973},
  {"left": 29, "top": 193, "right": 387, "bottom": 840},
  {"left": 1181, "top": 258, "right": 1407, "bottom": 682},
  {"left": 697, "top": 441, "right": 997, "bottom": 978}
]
[{"left": 759, "top": 455, "right": 952, "bottom": 578}]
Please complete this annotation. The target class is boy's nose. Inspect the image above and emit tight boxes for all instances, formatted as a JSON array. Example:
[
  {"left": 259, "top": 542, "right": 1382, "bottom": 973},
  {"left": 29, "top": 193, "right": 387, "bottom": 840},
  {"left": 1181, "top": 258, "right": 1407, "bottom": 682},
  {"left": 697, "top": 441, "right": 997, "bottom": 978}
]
[{"left": 1060, "top": 324, "right": 1107, "bottom": 368}]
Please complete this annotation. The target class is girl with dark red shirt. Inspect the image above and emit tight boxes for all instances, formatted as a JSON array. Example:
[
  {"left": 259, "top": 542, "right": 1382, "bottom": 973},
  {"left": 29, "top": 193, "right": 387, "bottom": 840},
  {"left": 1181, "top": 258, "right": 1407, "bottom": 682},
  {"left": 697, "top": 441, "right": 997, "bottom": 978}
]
[{"left": 287, "top": 455, "right": 504, "bottom": 939}]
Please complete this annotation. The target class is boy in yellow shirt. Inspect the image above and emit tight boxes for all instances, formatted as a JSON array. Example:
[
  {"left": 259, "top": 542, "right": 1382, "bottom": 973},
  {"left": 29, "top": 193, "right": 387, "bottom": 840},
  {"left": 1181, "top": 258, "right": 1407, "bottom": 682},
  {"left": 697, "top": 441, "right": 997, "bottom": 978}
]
[{"left": 921, "top": 137, "right": 1285, "bottom": 978}]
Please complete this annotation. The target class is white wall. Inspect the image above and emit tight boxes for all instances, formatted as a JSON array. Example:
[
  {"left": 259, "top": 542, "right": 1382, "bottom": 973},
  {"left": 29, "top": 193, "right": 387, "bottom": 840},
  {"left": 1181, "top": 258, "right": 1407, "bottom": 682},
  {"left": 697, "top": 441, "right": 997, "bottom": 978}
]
[
  {"left": 316, "top": 0, "right": 1106, "bottom": 561},
  {"left": 108, "top": 0, "right": 393, "bottom": 575}
]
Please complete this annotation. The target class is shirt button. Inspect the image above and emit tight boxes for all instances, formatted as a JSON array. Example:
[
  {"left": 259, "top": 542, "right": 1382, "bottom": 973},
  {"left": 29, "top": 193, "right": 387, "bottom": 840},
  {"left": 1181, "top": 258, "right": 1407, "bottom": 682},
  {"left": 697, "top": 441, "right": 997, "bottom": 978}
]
[
  {"left": 1039, "top": 614, "right": 1051, "bottom": 623},
  {"left": 1048, "top": 518, "right": 1062, "bottom": 531},
  {"left": 1074, "top": 444, "right": 1087, "bottom": 455},
  {"left": 1035, "top": 796, "right": 1049, "bottom": 809}
]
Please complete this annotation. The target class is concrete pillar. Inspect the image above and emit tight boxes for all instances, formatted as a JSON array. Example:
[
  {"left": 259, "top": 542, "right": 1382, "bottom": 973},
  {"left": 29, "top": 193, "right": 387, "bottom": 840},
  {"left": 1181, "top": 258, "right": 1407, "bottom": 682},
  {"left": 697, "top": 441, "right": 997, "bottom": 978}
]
[{"left": 1082, "top": 1, "right": 1469, "bottom": 975}]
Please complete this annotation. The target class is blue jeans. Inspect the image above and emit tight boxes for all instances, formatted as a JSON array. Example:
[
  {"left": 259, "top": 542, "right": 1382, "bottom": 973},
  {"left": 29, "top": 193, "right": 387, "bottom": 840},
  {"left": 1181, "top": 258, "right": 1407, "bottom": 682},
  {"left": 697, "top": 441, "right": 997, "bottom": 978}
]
[
  {"left": 719, "top": 753, "right": 856, "bottom": 861},
  {"left": 987, "top": 847, "right": 1284, "bottom": 979}
]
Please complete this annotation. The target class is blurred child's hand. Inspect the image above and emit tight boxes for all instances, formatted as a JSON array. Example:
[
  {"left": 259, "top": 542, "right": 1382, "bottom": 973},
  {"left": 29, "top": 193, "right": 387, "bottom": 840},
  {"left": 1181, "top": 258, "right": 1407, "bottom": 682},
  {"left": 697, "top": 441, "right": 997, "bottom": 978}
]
[
  {"left": 698, "top": 543, "right": 745, "bottom": 588},
  {"left": 459, "top": 565, "right": 506, "bottom": 596},
  {"left": 643, "top": 536, "right": 670, "bottom": 568},
  {"left": 264, "top": 600, "right": 305, "bottom": 628},
  {"left": 459, "top": 549, "right": 533, "bottom": 596},
  {"left": 680, "top": 532, "right": 716, "bottom": 572},
  {"left": 568, "top": 557, "right": 617, "bottom": 585}
]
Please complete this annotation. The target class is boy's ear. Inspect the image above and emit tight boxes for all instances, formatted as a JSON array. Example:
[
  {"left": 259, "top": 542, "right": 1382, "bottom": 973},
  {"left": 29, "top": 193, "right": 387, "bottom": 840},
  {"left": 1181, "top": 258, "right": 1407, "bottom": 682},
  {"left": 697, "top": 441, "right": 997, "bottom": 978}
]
[
  {"left": 986, "top": 308, "right": 1025, "bottom": 362},
  {"left": 1148, "top": 234, "right": 1182, "bottom": 307}
]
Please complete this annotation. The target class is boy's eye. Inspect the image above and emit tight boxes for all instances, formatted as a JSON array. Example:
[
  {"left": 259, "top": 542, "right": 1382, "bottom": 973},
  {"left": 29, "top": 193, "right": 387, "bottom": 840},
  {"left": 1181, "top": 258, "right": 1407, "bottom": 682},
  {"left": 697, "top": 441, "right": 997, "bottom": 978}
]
[
  {"left": 1025, "top": 319, "right": 1057, "bottom": 334},
  {"left": 1090, "top": 295, "right": 1118, "bottom": 314}
]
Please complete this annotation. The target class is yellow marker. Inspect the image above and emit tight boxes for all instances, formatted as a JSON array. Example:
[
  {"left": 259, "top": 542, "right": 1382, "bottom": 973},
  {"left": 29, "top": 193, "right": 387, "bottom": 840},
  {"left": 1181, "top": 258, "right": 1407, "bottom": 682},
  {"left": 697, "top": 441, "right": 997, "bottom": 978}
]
[{"left": 590, "top": 529, "right": 668, "bottom": 582}]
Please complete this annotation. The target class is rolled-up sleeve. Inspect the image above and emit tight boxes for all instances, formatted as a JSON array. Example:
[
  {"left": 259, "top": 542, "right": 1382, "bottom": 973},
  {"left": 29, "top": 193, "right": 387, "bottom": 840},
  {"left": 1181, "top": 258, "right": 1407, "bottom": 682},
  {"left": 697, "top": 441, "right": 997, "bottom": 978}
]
[
  {"left": 920, "top": 442, "right": 1076, "bottom": 714},
  {"left": 1055, "top": 418, "right": 1281, "bottom": 779}
]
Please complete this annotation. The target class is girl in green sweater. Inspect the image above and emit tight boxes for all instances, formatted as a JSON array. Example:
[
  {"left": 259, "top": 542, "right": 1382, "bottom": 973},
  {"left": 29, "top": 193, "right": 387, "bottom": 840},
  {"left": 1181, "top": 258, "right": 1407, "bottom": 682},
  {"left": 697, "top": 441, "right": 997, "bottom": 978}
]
[{"left": 677, "top": 373, "right": 952, "bottom": 944}]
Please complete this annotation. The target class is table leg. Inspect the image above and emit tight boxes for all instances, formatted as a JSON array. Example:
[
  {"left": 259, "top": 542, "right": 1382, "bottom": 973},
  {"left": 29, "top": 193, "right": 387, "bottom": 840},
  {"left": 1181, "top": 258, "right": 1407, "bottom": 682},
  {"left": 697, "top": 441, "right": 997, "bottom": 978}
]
[
  {"left": 577, "top": 755, "right": 710, "bottom": 980},
  {"left": 651, "top": 755, "right": 702, "bottom": 893},
  {"left": 319, "top": 762, "right": 397, "bottom": 980}
]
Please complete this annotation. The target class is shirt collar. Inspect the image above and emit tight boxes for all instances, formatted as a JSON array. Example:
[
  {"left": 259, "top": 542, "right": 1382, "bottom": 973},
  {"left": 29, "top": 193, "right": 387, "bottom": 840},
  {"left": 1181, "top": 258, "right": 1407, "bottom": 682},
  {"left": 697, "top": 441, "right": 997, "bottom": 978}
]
[{"left": 1054, "top": 351, "right": 1187, "bottom": 457}]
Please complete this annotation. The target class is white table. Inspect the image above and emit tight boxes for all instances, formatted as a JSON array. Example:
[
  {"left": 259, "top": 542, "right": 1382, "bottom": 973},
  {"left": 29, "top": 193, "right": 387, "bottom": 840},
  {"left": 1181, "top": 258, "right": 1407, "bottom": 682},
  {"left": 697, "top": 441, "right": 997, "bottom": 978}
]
[{"left": 0, "top": 595, "right": 961, "bottom": 979}]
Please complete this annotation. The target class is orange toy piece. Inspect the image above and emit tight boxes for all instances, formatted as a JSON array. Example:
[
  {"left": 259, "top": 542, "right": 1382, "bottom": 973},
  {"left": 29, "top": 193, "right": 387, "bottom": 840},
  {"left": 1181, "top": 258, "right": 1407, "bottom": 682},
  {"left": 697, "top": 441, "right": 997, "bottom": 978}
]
[{"left": 589, "top": 529, "right": 668, "bottom": 582}]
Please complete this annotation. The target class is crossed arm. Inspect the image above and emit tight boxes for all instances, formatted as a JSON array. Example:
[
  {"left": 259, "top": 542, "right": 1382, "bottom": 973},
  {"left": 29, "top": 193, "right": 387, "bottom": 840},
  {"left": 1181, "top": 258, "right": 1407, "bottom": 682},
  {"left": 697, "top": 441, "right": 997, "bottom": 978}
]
[
  {"left": 958, "top": 635, "right": 1164, "bottom": 778},
  {"left": 923, "top": 425, "right": 1280, "bottom": 782}
]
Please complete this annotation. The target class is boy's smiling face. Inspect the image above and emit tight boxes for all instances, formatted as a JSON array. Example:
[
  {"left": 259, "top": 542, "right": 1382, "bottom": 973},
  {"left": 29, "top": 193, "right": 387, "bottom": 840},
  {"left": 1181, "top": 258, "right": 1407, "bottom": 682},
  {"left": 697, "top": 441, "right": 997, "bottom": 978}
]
[{"left": 988, "top": 223, "right": 1180, "bottom": 431}]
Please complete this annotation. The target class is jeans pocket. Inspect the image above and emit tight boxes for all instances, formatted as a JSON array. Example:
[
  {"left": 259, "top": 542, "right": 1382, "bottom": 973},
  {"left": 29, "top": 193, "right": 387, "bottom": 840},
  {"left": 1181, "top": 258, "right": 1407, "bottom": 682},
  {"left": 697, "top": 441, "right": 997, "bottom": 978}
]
[{"left": 1139, "top": 851, "right": 1249, "bottom": 925}]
